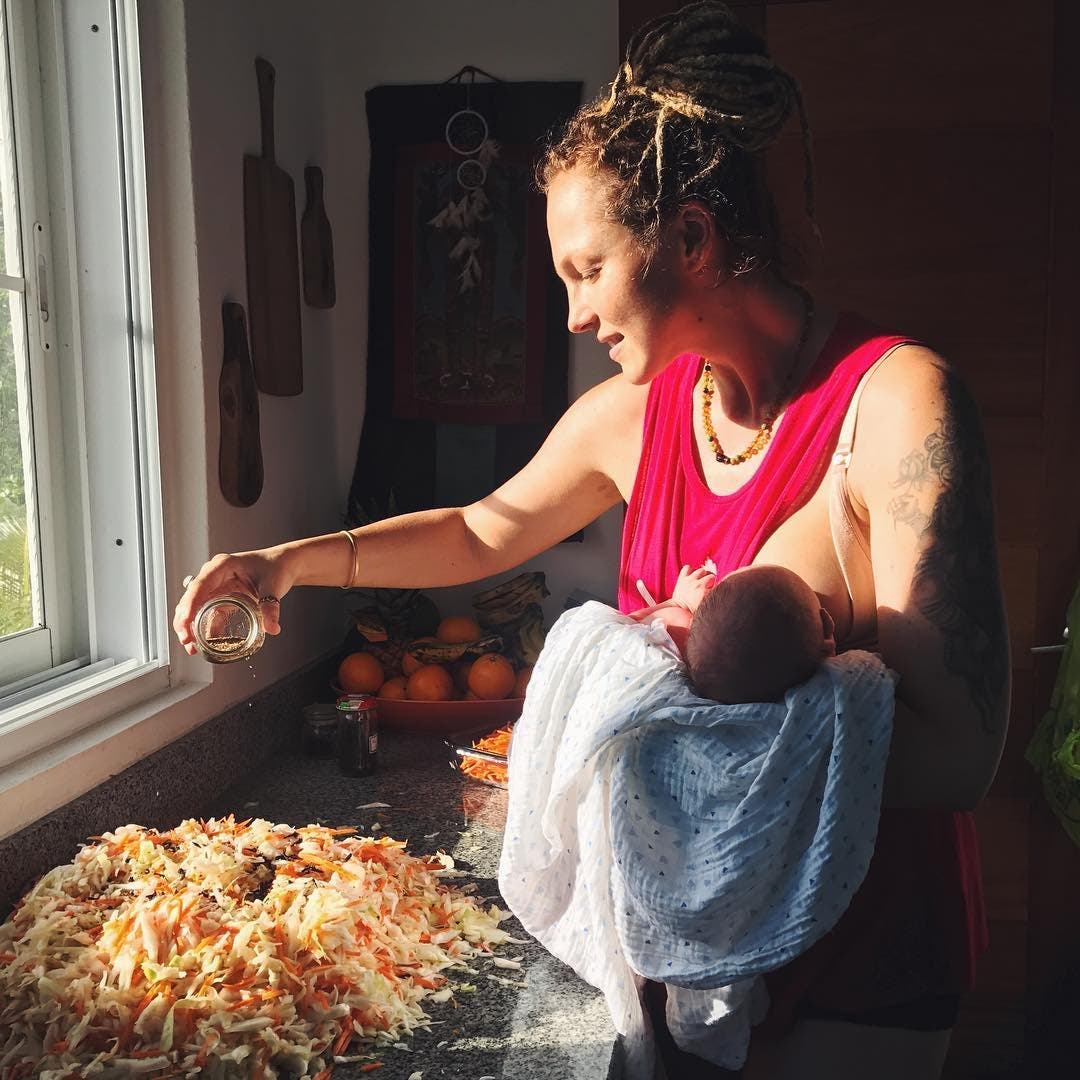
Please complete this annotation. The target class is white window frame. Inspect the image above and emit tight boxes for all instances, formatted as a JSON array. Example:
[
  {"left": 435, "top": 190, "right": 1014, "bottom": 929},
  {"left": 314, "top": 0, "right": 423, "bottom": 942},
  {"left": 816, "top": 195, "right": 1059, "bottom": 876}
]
[{"left": 0, "top": 0, "right": 175, "bottom": 768}]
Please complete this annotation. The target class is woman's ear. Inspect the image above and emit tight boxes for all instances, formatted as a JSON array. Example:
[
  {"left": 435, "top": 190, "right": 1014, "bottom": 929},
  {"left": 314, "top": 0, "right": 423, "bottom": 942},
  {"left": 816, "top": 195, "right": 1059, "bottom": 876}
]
[{"left": 675, "top": 201, "right": 719, "bottom": 273}]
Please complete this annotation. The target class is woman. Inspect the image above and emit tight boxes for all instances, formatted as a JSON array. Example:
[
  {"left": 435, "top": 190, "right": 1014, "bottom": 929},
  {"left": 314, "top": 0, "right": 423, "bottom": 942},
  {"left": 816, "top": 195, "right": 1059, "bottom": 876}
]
[{"left": 175, "top": 3, "right": 1009, "bottom": 1076}]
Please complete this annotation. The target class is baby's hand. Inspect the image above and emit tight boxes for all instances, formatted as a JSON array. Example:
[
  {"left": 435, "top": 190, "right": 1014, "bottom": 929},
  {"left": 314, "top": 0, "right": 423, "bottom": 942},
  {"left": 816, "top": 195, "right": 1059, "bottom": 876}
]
[{"left": 671, "top": 563, "right": 717, "bottom": 612}]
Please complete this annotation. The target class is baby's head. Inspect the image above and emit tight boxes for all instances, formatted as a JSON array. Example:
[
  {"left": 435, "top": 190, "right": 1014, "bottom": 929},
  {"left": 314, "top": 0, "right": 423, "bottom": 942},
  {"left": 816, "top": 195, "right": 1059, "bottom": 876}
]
[{"left": 684, "top": 565, "right": 836, "bottom": 704}]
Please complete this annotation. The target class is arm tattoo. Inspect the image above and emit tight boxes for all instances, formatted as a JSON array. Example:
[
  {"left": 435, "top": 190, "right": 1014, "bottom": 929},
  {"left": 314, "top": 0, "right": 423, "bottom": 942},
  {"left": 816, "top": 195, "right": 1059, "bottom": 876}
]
[{"left": 894, "top": 364, "right": 1009, "bottom": 734}]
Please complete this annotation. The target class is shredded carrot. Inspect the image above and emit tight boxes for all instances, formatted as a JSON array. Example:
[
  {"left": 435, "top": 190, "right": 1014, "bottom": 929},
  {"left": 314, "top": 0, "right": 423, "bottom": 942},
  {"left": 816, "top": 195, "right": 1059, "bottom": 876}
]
[
  {"left": 332, "top": 1020, "right": 354, "bottom": 1056},
  {"left": 194, "top": 1029, "right": 221, "bottom": 1067},
  {"left": 459, "top": 723, "right": 513, "bottom": 786},
  {"left": 298, "top": 853, "right": 359, "bottom": 880},
  {"left": 0, "top": 814, "right": 517, "bottom": 1072}
]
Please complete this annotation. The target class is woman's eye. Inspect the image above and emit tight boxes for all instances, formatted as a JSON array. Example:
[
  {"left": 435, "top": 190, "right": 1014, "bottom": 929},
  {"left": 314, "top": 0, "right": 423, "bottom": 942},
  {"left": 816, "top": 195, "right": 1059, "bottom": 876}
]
[{"left": 581, "top": 267, "right": 601, "bottom": 281}]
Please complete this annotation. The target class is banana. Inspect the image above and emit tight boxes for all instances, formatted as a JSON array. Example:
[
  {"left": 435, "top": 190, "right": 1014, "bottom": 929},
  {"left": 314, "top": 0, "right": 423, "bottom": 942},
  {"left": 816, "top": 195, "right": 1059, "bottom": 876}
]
[
  {"left": 515, "top": 606, "right": 547, "bottom": 666},
  {"left": 351, "top": 608, "right": 389, "bottom": 643},
  {"left": 476, "top": 597, "right": 542, "bottom": 627},
  {"left": 407, "top": 634, "right": 503, "bottom": 665},
  {"left": 472, "top": 572, "right": 548, "bottom": 612}
]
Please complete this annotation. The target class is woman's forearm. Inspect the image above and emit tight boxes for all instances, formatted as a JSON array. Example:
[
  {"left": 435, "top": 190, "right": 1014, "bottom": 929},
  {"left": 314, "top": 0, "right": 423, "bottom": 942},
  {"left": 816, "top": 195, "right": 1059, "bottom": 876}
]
[
  {"left": 278, "top": 506, "right": 509, "bottom": 591},
  {"left": 881, "top": 690, "right": 1008, "bottom": 811}
]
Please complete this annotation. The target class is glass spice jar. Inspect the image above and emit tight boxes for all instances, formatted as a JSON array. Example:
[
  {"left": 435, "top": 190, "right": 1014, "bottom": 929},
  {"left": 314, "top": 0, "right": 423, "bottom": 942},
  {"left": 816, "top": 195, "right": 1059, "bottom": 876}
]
[
  {"left": 302, "top": 703, "right": 338, "bottom": 756},
  {"left": 192, "top": 593, "right": 265, "bottom": 663}
]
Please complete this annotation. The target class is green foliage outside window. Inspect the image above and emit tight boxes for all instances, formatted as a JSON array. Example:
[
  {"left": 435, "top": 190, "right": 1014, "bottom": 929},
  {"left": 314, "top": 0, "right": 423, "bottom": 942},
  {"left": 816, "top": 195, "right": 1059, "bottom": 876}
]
[{"left": 0, "top": 210, "right": 32, "bottom": 638}]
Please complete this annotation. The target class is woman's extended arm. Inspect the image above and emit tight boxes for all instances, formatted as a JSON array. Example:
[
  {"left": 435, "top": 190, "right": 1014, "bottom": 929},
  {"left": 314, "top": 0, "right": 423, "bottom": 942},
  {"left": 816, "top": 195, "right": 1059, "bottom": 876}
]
[
  {"left": 850, "top": 347, "right": 1010, "bottom": 810},
  {"left": 173, "top": 375, "right": 641, "bottom": 654}
]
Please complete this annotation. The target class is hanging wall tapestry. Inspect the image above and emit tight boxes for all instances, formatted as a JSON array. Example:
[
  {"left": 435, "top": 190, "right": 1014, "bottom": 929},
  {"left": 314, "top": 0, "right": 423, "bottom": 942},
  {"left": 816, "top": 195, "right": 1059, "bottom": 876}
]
[{"left": 348, "top": 73, "right": 583, "bottom": 533}]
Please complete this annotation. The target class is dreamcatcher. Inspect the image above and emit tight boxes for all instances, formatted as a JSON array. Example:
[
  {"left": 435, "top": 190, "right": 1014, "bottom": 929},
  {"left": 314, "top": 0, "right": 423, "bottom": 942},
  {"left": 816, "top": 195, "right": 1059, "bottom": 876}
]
[{"left": 428, "top": 66, "right": 501, "bottom": 296}]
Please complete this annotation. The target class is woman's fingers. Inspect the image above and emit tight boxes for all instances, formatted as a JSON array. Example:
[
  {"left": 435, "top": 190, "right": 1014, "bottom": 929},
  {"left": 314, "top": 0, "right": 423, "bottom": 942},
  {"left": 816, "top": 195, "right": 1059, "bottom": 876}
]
[
  {"left": 173, "top": 568, "right": 225, "bottom": 650},
  {"left": 258, "top": 595, "right": 283, "bottom": 636},
  {"left": 171, "top": 552, "right": 289, "bottom": 647}
]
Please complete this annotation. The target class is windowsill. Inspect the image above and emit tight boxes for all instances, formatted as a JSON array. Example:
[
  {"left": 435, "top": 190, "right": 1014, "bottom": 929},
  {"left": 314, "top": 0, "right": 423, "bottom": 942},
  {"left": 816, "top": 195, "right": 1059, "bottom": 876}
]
[{"left": 0, "top": 674, "right": 213, "bottom": 840}]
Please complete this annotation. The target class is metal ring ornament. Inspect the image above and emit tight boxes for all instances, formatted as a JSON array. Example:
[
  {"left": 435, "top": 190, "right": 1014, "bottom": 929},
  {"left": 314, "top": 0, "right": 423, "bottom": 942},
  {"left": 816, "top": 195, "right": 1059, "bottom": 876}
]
[
  {"left": 456, "top": 159, "right": 487, "bottom": 190},
  {"left": 445, "top": 108, "right": 488, "bottom": 156}
]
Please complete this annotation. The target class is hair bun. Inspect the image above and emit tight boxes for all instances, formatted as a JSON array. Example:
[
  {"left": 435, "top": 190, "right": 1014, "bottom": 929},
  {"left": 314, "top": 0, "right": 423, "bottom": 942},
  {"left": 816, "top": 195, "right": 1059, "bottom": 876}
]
[{"left": 625, "top": 1, "right": 796, "bottom": 153}]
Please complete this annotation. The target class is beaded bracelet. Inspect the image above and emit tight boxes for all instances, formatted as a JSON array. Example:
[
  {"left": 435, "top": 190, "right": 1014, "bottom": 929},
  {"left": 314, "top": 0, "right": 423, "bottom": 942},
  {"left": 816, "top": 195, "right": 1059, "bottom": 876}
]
[{"left": 340, "top": 529, "right": 359, "bottom": 590}]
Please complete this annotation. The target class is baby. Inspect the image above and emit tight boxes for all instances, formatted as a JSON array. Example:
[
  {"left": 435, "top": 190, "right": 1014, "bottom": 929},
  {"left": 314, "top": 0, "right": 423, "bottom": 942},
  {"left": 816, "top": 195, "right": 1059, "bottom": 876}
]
[{"left": 631, "top": 563, "right": 837, "bottom": 704}]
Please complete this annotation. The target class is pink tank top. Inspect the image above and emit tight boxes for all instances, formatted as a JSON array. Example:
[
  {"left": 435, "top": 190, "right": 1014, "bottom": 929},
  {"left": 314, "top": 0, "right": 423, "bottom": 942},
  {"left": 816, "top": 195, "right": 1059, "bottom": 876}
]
[
  {"left": 619, "top": 314, "right": 911, "bottom": 614},
  {"left": 618, "top": 313, "right": 988, "bottom": 1014}
]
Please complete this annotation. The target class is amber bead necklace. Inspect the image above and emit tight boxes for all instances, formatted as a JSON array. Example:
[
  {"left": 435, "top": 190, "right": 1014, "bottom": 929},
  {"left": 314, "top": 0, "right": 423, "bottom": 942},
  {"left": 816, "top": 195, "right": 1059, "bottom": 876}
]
[{"left": 701, "top": 288, "right": 815, "bottom": 466}]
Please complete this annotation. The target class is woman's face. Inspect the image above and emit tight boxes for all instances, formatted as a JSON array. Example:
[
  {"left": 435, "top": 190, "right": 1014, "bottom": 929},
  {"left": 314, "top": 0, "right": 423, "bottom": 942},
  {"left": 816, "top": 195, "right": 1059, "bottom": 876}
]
[{"left": 546, "top": 165, "right": 689, "bottom": 384}]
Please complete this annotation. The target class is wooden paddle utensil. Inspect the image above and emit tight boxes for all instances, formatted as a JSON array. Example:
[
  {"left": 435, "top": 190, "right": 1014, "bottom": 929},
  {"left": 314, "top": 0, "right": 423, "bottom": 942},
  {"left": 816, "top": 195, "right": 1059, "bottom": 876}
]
[
  {"left": 244, "top": 57, "right": 303, "bottom": 396},
  {"left": 219, "top": 301, "right": 264, "bottom": 507},
  {"left": 301, "top": 165, "right": 336, "bottom": 308}
]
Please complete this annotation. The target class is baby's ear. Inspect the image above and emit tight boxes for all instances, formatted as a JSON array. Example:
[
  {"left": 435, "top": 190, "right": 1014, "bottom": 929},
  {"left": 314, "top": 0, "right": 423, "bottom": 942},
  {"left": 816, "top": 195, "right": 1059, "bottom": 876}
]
[{"left": 819, "top": 607, "right": 837, "bottom": 656}]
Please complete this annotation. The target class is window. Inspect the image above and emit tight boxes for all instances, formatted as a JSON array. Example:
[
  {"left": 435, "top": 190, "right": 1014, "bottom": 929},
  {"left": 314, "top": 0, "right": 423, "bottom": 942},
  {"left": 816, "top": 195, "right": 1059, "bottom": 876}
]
[
  {"left": 0, "top": 0, "right": 48, "bottom": 679},
  {"left": 0, "top": 0, "right": 166, "bottom": 764}
]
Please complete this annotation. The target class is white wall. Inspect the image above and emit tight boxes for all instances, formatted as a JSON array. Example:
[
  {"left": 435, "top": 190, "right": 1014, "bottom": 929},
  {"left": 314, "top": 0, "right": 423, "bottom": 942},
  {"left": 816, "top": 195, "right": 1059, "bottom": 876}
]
[
  {"left": 182, "top": 0, "right": 622, "bottom": 660},
  {"left": 0, "top": 0, "right": 622, "bottom": 841},
  {"left": 357, "top": 1, "right": 625, "bottom": 622}
]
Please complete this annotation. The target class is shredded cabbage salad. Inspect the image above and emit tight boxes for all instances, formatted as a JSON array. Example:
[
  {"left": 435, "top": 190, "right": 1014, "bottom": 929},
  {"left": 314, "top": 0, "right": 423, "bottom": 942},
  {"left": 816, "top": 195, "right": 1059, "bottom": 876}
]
[{"left": 0, "top": 817, "right": 517, "bottom": 1078}]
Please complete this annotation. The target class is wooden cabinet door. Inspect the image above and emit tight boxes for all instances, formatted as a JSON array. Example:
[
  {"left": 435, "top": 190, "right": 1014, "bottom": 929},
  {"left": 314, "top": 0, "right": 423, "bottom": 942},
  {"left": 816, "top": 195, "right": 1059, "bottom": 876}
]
[{"left": 619, "top": 1, "right": 1080, "bottom": 1074}]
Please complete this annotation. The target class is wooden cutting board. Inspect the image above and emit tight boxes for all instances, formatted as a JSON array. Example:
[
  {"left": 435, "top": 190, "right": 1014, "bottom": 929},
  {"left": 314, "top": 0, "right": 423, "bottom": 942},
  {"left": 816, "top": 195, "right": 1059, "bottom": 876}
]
[
  {"left": 243, "top": 57, "right": 303, "bottom": 396},
  {"left": 219, "top": 301, "right": 264, "bottom": 507},
  {"left": 301, "top": 165, "right": 336, "bottom": 308}
]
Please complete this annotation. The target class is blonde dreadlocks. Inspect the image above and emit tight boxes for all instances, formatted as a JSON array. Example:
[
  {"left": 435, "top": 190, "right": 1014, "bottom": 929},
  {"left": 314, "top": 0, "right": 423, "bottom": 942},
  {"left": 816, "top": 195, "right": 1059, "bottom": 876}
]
[{"left": 539, "top": 1, "right": 815, "bottom": 274}]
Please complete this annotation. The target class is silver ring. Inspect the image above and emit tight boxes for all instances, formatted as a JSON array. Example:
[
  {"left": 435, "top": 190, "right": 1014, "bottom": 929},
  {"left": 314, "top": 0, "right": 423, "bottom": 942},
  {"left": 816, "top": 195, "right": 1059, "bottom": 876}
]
[
  {"left": 182, "top": 574, "right": 194, "bottom": 588},
  {"left": 258, "top": 595, "right": 280, "bottom": 605}
]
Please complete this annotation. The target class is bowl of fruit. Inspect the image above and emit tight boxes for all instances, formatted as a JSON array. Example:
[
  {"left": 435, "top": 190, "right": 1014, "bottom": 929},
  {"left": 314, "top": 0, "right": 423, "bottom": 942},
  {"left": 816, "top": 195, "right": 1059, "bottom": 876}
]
[{"left": 334, "top": 572, "right": 544, "bottom": 736}]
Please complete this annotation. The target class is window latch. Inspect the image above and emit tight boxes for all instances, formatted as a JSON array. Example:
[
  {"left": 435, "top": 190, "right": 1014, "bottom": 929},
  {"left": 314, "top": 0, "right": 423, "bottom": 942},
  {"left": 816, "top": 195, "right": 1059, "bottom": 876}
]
[{"left": 32, "top": 221, "right": 53, "bottom": 353}]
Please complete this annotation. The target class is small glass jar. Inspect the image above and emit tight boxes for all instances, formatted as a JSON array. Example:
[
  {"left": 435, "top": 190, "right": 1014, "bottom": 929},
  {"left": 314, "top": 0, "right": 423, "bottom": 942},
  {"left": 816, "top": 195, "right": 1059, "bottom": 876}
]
[
  {"left": 192, "top": 593, "right": 265, "bottom": 663},
  {"left": 302, "top": 703, "right": 338, "bottom": 756},
  {"left": 336, "top": 695, "right": 379, "bottom": 777}
]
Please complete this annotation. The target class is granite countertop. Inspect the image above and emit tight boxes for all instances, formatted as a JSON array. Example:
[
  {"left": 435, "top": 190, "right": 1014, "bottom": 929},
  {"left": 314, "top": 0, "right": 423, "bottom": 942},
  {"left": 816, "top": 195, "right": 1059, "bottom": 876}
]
[{"left": 206, "top": 726, "right": 621, "bottom": 1080}]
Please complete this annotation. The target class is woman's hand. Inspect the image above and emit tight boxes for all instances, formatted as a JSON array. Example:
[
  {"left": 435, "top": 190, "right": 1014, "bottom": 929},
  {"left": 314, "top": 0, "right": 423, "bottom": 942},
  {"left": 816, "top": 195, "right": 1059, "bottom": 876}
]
[{"left": 172, "top": 547, "right": 295, "bottom": 655}]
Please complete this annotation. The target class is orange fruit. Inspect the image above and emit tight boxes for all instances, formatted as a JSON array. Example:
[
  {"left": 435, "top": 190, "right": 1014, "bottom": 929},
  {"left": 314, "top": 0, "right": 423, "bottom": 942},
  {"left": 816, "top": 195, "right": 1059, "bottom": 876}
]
[
  {"left": 467, "top": 653, "right": 516, "bottom": 700},
  {"left": 338, "top": 651, "right": 384, "bottom": 694},
  {"left": 378, "top": 675, "right": 408, "bottom": 700},
  {"left": 452, "top": 658, "right": 474, "bottom": 693},
  {"left": 514, "top": 666, "right": 534, "bottom": 698},
  {"left": 406, "top": 663, "right": 455, "bottom": 702},
  {"left": 402, "top": 637, "right": 437, "bottom": 676},
  {"left": 436, "top": 615, "right": 482, "bottom": 643}
]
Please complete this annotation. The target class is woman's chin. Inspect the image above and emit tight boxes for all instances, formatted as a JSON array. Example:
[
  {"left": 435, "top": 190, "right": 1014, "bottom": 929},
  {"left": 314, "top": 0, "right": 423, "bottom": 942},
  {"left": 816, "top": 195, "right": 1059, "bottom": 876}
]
[
  {"left": 614, "top": 354, "right": 652, "bottom": 385},
  {"left": 619, "top": 363, "right": 662, "bottom": 387}
]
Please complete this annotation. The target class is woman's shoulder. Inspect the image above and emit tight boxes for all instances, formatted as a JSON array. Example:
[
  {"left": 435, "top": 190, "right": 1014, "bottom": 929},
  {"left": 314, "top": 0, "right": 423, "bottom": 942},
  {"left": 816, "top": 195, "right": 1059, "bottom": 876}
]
[
  {"left": 848, "top": 340, "right": 984, "bottom": 504},
  {"left": 570, "top": 370, "right": 651, "bottom": 429},
  {"left": 858, "top": 340, "right": 962, "bottom": 417}
]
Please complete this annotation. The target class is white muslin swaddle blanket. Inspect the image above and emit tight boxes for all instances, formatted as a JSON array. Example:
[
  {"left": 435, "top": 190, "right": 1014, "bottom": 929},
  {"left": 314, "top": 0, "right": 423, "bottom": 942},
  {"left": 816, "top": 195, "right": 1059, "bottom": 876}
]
[{"left": 498, "top": 602, "right": 895, "bottom": 1077}]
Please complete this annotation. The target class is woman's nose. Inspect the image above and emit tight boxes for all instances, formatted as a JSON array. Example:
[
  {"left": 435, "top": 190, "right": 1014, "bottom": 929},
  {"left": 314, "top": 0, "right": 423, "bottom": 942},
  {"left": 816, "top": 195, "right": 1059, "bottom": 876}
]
[{"left": 567, "top": 302, "right": 598, "bottom": 334}]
